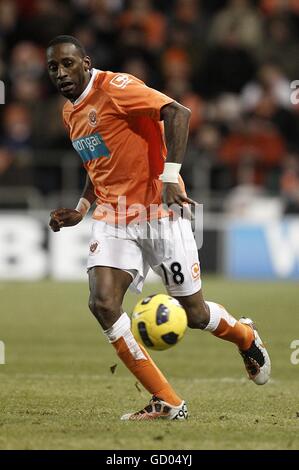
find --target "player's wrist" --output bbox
[159,162,182,183]
[75,197,91,217]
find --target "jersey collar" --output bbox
[73,68,99,106]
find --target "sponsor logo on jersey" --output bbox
[72,132,110,162]
[110,74,132,89]
[88,109,97,127]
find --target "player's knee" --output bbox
[88,294,120,322]
[186,305,209,330]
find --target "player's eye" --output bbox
[48,64,57,72]
[64,60,73,67]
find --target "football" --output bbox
[131,294,188,351]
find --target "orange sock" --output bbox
[112,338,182,406]
[105,313,182,406]
[212,318,254,350]
[205,302,254,350]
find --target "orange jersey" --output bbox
[62,69,183,221]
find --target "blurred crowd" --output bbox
[1,0,299,214]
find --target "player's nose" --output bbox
[57,65,68,80]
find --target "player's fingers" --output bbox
[184,205,194,221]
[49,222,60,232]
[49,217,62,232]
[172,197,195,221]
[178,195,197,205]
[171,196,187,208]
[50,211,58,219]
[50,208,68,219]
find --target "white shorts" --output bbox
[87,217,201,297]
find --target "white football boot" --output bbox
[121,396,188,421]
[239,317,271,385]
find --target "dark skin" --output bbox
[47,42,209,330]
[47,43,91,101]
[49,175,95,232]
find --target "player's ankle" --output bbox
[155,390,182,407]
[238,324,254,351]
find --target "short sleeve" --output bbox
[104,73,174,121]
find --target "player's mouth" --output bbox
[59,81,75,93]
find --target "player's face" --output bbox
[47,43,91,100]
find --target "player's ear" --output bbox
[83,56,91,71]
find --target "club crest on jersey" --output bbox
[89,240,100,254]
[88,109,97,127]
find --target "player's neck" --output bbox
[71,70,92,103]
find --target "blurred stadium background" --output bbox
[1,0,299,280]
[1,0,299,450]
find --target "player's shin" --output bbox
[204,301,254,350]
[103,313,182,406]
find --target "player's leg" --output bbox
[176,291,271,385]
[154,216,271,385]
[176,289,254,350]
[88,265,187,420]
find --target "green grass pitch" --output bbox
[0,277,298,450]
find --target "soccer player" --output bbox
[47,36,271,421]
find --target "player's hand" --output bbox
[162,183,197,220]
[162,183,196,207]
[49,208,83,232]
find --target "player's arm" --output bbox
[49,173,96,232]
[160,101,196,207]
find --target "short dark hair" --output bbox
[47,35,87,57]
